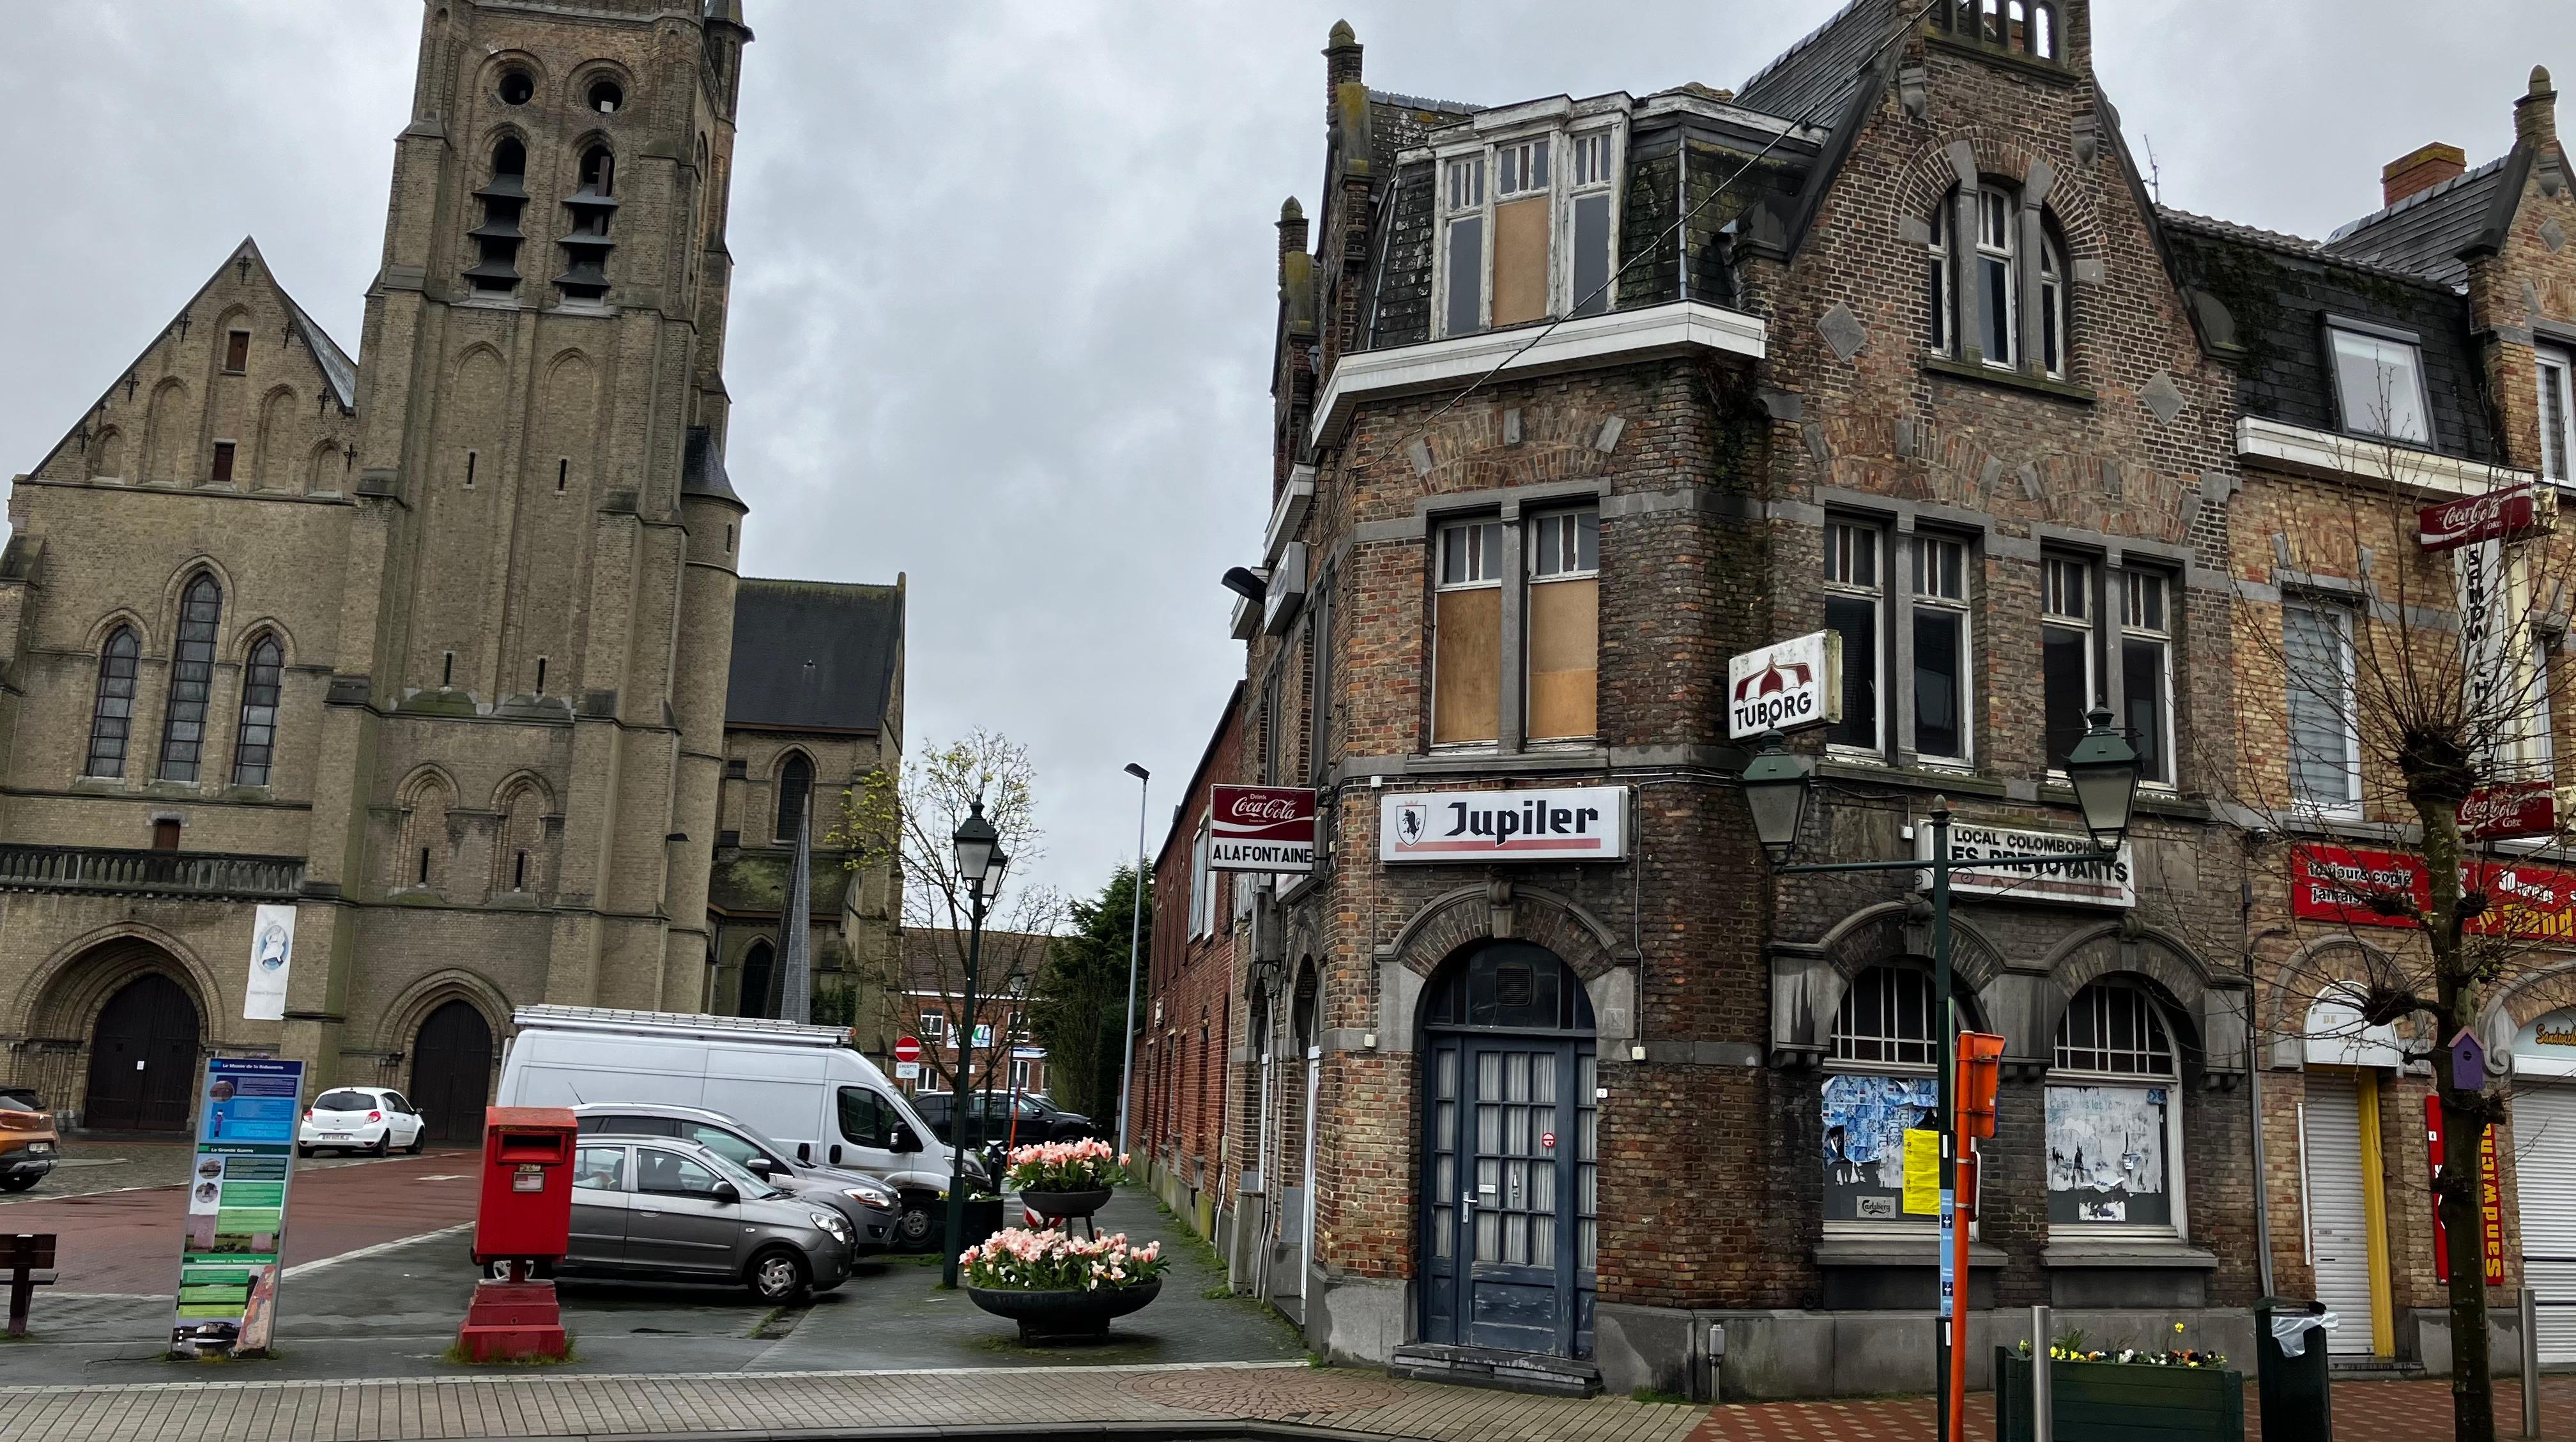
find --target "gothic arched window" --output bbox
[775,753,812,843]
[85,627,141,778]
[1928,185,2070,381]
[157,576,222,781]
[231,633,284,787]
[2048,981,2182,1233]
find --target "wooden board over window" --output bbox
[1434,587,1501,744]
[1491,196,1552,327]
[1528,577,1598,740]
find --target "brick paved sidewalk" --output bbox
[1685,1374,2565,1441]
[0,1361,1707,1442]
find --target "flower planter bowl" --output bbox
[968,1278,1162,1343]
[1993,1349,2243,1442]
[1020,1187,1113,1221]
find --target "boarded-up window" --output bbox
[1527,510,1599,740]
[1491,139,1551,326]
[1433,521,1505,745]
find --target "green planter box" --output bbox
[1993,1348,2244,1442]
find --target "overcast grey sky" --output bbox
[2,2,2570,907]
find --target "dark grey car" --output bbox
[569,1102,899,1253]
[564,1137,854,1303]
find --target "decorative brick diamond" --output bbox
[1818,303,1867,362]
[2543,217,2568,254]
[2142,371,2186,426]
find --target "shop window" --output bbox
[1822,967,1940,1226]
[2048,981,2181,1231]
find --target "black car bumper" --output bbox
[2,1152,52,1180]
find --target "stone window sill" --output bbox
[2041,1239,2218,1269]
[1921,354,2097,404]
[1815,1236,2009,1269]
[1817,757,2009,798]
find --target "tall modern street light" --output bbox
[1116,763,1149,1159]
[1738,706,2142,1442]
[940,800,1007,1290]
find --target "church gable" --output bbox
[20,239,358,498]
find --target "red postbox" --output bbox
[459,1107,575,1363]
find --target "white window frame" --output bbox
[1525,507,1602,746]
[1927,203,1952,357]
[1188,817,1215,939]
[2046,984,2187,1241]
[1823,519,1885,757]
[1430,121,1627,340]
[2540,345,2575,484]
[2285,602,2363,818]
[2039,232,2067,380]
[2120,569,2176,789]
[1976,187,2018,371]
[1907,533,1973,767]
[918,1012,946,1042]
[2041,556,2095,778]
[2326,323,2433,445]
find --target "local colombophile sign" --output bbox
[1728,631,1842,740]
[1208,785,1317,873]
[1380,786,1627,863]
[1915,821,2135,908]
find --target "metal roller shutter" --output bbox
[2303,1077,2377,1355]
[2513,1085,2576,1362]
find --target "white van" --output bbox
[496,1004,981,1250]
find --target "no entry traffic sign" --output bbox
[894,1036,922,1065]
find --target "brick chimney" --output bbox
[2381,142,2467,208]
[1324,20,1361,125]
[1277,196,1308,263]
[2518,65,2559,151]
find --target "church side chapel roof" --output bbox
[725,578,902,735]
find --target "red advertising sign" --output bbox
[2289,844,2576,940]
[2425,1096,2508,1284]
[1208,785,1317,875]
[2419,482,2549,552]
[2461,781,2558,841]
[2288,845,2429,928]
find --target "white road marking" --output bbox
[280,1222,473,1280]
[414,1174,470,1182]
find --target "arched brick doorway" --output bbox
[83,973,201,1132]
[409,1001,493,1144]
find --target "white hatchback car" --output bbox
[297,1087,428,1157]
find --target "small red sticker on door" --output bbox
[1540,1131,1556,1150]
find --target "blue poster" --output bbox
[171,1057,303,1358]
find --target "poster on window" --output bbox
[1821,1074,1940,1222]
[170,1056,303,1359]
[2045,1084,2170,1226]
[241,904,296,1022]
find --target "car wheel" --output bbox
[369,1132,390,1157]
[0,1176,36,1193]
[296,1145,313,1159]
[405,1127,425,1155]
[892,1195,939,1253]
[746,1247,810,1305]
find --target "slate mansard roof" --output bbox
[2322,156,2518,290]
[726,578,903,735]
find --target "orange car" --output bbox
[0,1091,57,1192]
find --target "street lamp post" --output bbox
[1738,707,2141,1442]
[1116,762,1149,1159]
[942,801,1008,1291]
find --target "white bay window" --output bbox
[1435,125,1622,338]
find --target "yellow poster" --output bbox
[1903,1128,1940,1215]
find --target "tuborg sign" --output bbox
[1208,785,1317,874]
[1728,631,1842,740]
[1381,786,1627,863]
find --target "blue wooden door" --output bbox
[1421,1030,1597,1355]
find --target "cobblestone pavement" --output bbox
[1684,1375,2562,1440]
[0,1362,1708,1441]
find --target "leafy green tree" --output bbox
[1030,865,1150,1121]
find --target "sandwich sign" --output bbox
[1208,785,1317,874]
[1728,631,1842,740]
[1380,786,1627,863]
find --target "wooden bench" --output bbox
[5,1233,56,1338]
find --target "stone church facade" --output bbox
[0,0,896,1139]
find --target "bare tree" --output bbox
[2223,408,2576,1441]
[830,729,1066,1094]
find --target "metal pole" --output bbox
[2524,1284,2542,1439]
[2031,1304,2053,1442]
[1116,766,1149,1158]
[942,889,987,1290]
[1933,799,1955,1442]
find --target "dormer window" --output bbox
[557,144,617,303]
[466,137,527,296]
[2327,322,2430,443]
[1434,125,1622,339]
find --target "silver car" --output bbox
[562,1137,854,1303]
[567,1101,900,1253]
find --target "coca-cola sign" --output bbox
[2418,482,2550,552]
[2460,781,2557,841]
[1208,785,1317,875]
